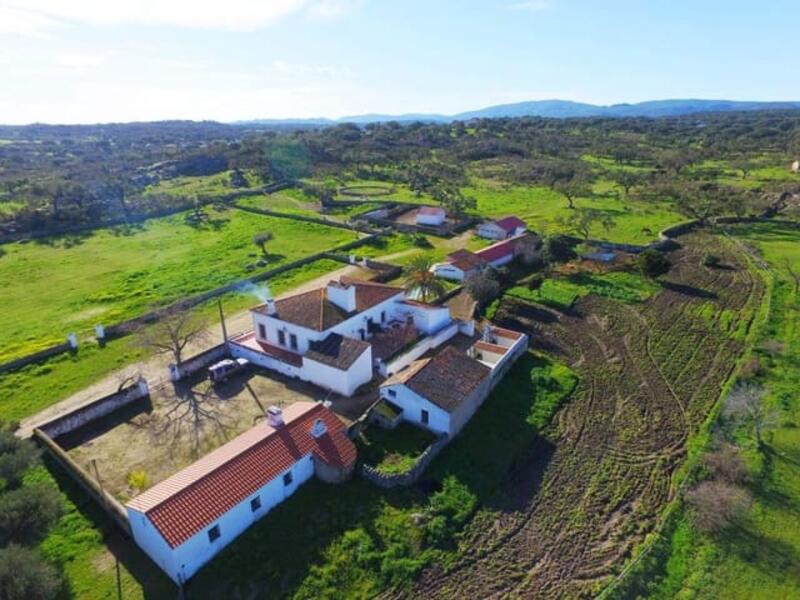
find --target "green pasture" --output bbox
[0,206,358,363]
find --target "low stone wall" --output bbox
[360,434,449,489]
[34,428,132,535]
[38,378,150,439]
[0,340,73,375]
[233,203,376,234]
[169,343,229,382]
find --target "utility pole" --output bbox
[218,299,228,342]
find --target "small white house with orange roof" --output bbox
[126,401,356,584]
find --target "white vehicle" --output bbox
[208,358,249,383]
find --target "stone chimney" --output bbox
[267,406,284,428]
[326,280,357,312]
[311,418,327,438]
[265,297,277,316]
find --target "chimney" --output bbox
[326,280,357,312]
[265,297,277,316]
[267,406,284,428]
[310,418,327,438]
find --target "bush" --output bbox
[0,430,40,490]
[542,234,577,264]
[703,253,722,268]
[0,484,64,546]
[637,249,671,279]
[527,274,544,290]
[127,469,149,492]
[424,477,477,548]
[408,234,432,248]
[464,271,501,307]
[0,544,61,600]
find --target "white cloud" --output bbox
[508,0,552,11]
[0,0,360,34]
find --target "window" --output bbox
[421,409,429,425]
[250,496,262,512]
[387,389,396,398]
[283,471,293,486]
[278,330,286,346]
[381,311,386,323]
[258,324,266,339]
[289,333,298,350]
[208,525,221,543]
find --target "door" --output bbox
[421,409,429,425]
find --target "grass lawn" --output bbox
[632,222,800,599]
[236,189,322,217]
[143,169,263,198]
[58,351,575,599]
[357,422,436,475]
[465,181,684,245]
[507,270,659,310]
[0,206,359,363]
[0,258,347,423]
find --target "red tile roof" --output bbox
[230,331,303,366]
[381,346,490,413]
[126,402,356,549]
[305,333,371,370]
[252,278,403,332]
[475,238,517,263]
[490,326,524,341]
[446,249,487,272]
[473,340,509,355]
[494,216,526,233]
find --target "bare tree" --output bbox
[723,382,781,448]
[139,308,210,366]
[703,443,749,484]
[685,480,752,533]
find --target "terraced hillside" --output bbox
[400,233,764,599]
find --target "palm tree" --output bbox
[403,256,446,302]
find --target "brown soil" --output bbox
[396,232,764,599]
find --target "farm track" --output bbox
[395,233,764,599]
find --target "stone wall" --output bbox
[0,340,73,375]
[169,343,229,382]
[38,378,150,439]
[360,433,449,489]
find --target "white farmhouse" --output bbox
[477,216,527,240]
[415,206,446,226]
[379,326,528,437]
[230,276,468,396]
[431,236,521,281]
[126,402,356,584]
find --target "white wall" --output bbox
[229,342,302,379]
[380,384,451,435]
[486,253,514,268]
[129,455,315,583]
[253,292,405,355]
[303,345,373,396]
[477,223,506,240]
[431,263,466,281]
[398,303,451,335]
[416,212,445,226]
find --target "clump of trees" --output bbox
[0,423,65,600]
[465,271,501,307]
[636,249,671,279]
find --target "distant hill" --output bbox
[236,99,800,126]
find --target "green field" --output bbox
[466,181,684,244]
[0,207,358,363]
[635,222,800,599]
[143,169,263,198]
[0,257,347,423]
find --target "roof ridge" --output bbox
[128,402,322,514]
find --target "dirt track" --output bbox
[397,233,764,599]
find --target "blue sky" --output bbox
[0,0,796,124]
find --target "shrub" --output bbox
[527,274,544,290]
[0,484,64,546]
[703,253,722,268]
[637,249,671,279]
[0,429,40,490]
[685,480,752,533]
[424,477,477,548]
[542,234,576,264]
[464,271,501,307]
[127,469,149,492]
[0,545,61,600]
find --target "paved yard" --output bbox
[64,366,376,503]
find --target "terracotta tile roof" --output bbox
[447,249,487,272]
[229,331,303,366]
[253,279,403,332]
[418,206,445,216]
[305,333,371,371]
[126,402,356,549]
[475,238,517,263]
[489,326,524,341]
[473,340,509,355]
[381,346,490,413]
[494,216,526,233]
